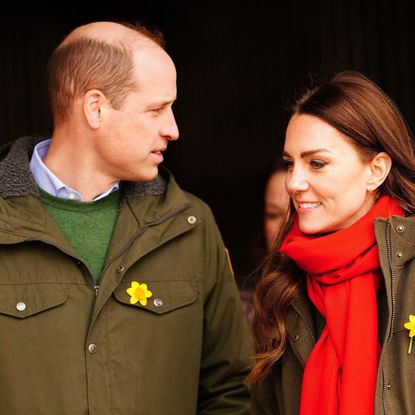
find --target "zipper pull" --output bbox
[94,285,100,296]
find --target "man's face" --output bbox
[95,43,179,182]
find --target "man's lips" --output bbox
[150,148,166,163]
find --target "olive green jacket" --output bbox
[0,137,252,414]
[252,214,415,415]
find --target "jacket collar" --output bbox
[0,136,191,248]
[375,214,415,267]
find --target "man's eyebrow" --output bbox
[150,97,177,106]
[145,101,172,111]
[282,149,332,158]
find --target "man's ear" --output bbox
[367,152,392,192]
[83,90,107,129]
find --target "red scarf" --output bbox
[279,195,404,414]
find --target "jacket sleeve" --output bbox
[197,204,253,415]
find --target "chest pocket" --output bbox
[0,283,68,318]
[113,280,198,314]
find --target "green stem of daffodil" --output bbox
[409,337,414,355]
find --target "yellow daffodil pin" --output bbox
[404,314,415,354]
[126,281,152,306]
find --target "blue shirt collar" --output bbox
[29,139,119,201]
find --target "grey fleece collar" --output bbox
[0,136,167,200]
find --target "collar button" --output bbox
[396,224,405,233]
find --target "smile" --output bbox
[297,202,321,209]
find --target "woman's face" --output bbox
[283,114,377,234]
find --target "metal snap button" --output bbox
[16,302,26,312]
[187,216,197,224]
[88,344,97,354]
[117,265,125,273]
[396,224,405,233]
[153,298,163,307]
[293,334,299,342]
[396,252,403,259]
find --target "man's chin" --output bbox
[128,167,159,183]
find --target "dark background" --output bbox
[1,1,414,284]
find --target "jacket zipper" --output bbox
[98,203,191,285]
[98,226,148,286]
[292,301,317,345]
[302,317,317,345]
[381,221,395,415]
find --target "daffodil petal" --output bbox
[145,290,153,298]
[131,281,139,289]
[126,288,134,296]
[130,296,139,305]
[139,298,148,306]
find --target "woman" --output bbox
[249,70,415,415]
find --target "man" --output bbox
[0,21,251,414]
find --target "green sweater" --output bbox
[40,188,120,283]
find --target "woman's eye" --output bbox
[310,159,327,169]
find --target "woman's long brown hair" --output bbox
[248,70,415,382]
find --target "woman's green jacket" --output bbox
[253,214,415,415]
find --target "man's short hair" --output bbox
[47,22,165,123]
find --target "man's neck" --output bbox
[44,134,119,201]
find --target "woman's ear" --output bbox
[367,152,392,192]
[83,89,106,129]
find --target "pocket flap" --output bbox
[114,280,197,314]
[0,283,68,318]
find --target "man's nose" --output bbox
[161,108,179,141]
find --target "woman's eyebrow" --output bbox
[282,149,332,158]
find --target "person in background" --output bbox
[240,163,290,325]
[263,165,290,251]
[0,21,252,414]
[250,70,415,414]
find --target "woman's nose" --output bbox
[285,169,310,194]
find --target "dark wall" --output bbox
[1,1,414,281]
